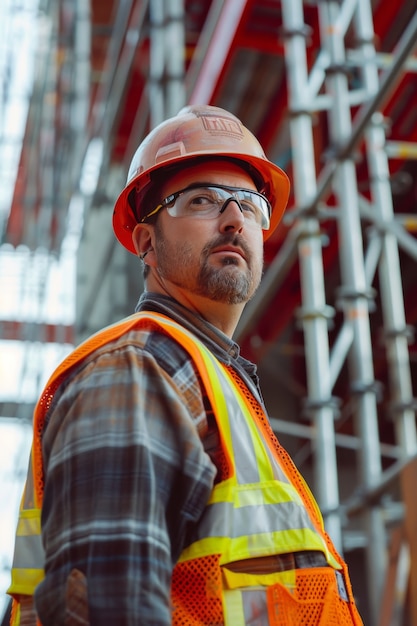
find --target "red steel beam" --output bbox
[188,0,253,105]
[1,320,74,345]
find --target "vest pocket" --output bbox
[222,569,296,626]
[266,567,356,625]
[221,566,357,626]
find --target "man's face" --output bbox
[150,161,265,305]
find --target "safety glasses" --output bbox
[141,183,271,229]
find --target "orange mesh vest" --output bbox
[8,312,363,626]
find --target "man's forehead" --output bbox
[160,159,256,193]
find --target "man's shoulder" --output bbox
[79,312,194,377]
[42,314,196,416]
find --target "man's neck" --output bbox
[143,278,245,338]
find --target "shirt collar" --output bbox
[135,292,260,392]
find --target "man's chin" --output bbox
[197,268,253,304]
[207,254,243,270]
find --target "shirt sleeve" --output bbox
[34,334,217,625]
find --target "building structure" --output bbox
[1,1,417,623]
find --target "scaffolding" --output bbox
[277,0,417,622]
[2,0,417,624]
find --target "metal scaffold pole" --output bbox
[149,0,185,128]
[316,3,385,620]
[280,0,417,622]
[354,0,417,458]
[281,0,342,553]
[366,115,417,456]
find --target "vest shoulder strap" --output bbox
[31,312,224,506]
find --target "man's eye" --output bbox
[191,195,210,204]
[189,194,216,207]
[241,201,257,214]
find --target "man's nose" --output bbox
[218,197,245,231]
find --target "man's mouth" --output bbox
[210,245,246,262]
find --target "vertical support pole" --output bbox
[149,0,185,127]
[355,0,417,460]
[149,0,166,127]
[37,0,59,249]
[71,0,90,193]
[281,0,342,551]
[317,1,385,621]
[164,0,185,118]
[367,117,417,454]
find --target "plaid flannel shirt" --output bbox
[34,293,264,625]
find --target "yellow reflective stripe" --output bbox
[203,349,279,484]
[233,480,303,507]
[193,494,316,543]
[219,364,280,483]
[178,528,340,568]
[8,568,45,596]
[16,509,41,536]
[223,589,246,626]
[8,507,45,596]
[207,478,236,504]
[222,567,296,590]
[195,344,235,450]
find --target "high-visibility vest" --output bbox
[8,312,363,625]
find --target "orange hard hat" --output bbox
[113,104,290,254]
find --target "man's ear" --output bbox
[132,223,155,262]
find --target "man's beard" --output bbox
[197,251,254,304]
[154,227,262,304]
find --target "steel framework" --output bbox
[2,1,417,624]
[277,0,417,622]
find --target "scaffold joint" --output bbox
[350,379,384,401]
[302,395,342,419]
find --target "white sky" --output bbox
[0,0,39,229]
[0,1,82,618]
[0,252,77,616]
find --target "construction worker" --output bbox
[8,105,363,625]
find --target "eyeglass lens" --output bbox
[164,186,270,229]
